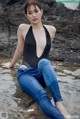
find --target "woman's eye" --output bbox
[28,12,32,15]
[35,10,38,13]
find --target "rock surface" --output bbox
[0,0,80,65]
[0,57,80,119]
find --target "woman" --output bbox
[1,0,71,119]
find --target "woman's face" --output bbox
[25,5,43,25]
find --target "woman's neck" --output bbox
[31,22,43,30]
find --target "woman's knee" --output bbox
[38,58,51,69]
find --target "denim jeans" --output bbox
[17,58,64,119]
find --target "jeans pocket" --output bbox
[17,66,29,78]
[17,66,37,79]
[18,67,28,72]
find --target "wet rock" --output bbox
[71,69,80,77]
[0,57,80,118]
[63,69,72,75]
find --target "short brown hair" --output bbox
[24,0,42,14]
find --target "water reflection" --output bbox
[56,0,80,10]
[63,3,79,10]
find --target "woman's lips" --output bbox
[33,18,38,21]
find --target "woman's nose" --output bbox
[32,13,36,17]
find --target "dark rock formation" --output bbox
[0,0,80,65]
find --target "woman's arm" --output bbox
[50,25,56,43]
[1,24,24,68]
[44,25,56,43]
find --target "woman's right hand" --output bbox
[1,62,13,68]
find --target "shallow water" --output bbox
[0,57,80,119]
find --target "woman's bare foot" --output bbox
[56,101,72,119]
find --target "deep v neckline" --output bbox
[31,26,47,59]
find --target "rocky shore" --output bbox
[0,0,80,65]
[0,57,80,119]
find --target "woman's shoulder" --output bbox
[44,24,56,33]
[17,23,31,39]
[44,24,56,42]
[18,23,30,31]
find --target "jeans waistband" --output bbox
[22,61,30,67]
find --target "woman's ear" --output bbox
[25,13,29,21]
[25,14,30,23]
[41,9,43,16]
[25,14,27,19]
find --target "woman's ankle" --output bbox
[55,101,71,119]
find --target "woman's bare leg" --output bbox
[56,101,72,119]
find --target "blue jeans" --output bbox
[17,59,64,119]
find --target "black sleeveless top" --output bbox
[22,25,51,68]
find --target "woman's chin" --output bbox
[32,20,40,25]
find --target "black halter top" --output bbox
[22,25,51,68]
